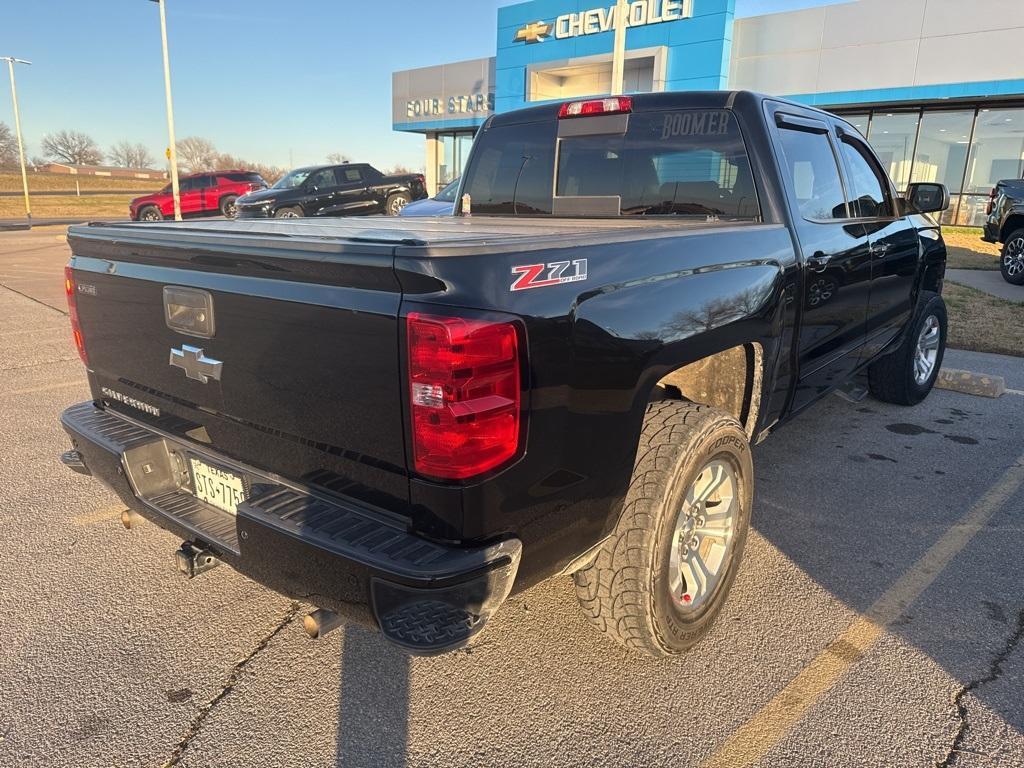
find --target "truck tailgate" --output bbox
[67,223,411,522]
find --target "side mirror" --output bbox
[905,182,950,215]
[307,184,319,193]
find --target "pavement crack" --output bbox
[935,608,1024,768]
[161,601,300,767]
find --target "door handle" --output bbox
[870,242,890,258]
[806,253,829,273]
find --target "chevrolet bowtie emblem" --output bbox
[169,344,223,384]
[514,20,552,43]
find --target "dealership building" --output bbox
[392,0,1024,225]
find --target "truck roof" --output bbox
[486,90,832,128]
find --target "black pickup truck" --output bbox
[235,162,427,219]
[982,178,1024,285]
[59,92,950,657]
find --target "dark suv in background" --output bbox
[235,163,427,218]
[129,171,266,221]
[982,178,1024,285]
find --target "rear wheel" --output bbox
[573,401,753,657]
[138,206,162,222]
[273,206,302,219]
[1000,229,1024,285]
[386,192,411,216]
[220,195,238,219]
[868,291,947,405]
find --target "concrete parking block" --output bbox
[936,367,1007,398]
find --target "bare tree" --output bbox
[0,122,19,168]
[326,152,350,164]
[385,164,418,176]
[41,130,104,165]
[176,136,218,173]
[108,140,155,169]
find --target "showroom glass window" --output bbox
[911,111,973,225]
[435,131,477,192]
[844,114,869,137]
[868,112,920,191]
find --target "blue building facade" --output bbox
[493,0,734,113]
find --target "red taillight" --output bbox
[406,312,522,480]
[558,96,633,119]
[986,187,998,216]
[64,266,88,365]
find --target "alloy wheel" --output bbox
[1005,237,1024,278]
[668,459,739,612]
[914,314,941,385]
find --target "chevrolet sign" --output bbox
[514,0,692,43]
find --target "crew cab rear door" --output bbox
[319,165,378,215]
[767,105,873,411]
[832,127,921,360]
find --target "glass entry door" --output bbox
[435,130,476,194]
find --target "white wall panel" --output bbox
[817,40,921,93]
[731,51,822,94]
[731,8,825,57]
[729,0,1024,97]
[821,0,925,49]
[922,0,1024,38]
[917,28,1024,86]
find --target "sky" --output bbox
[0,0,847,173]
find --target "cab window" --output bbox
[839,137,894,219]
[307,168,339,189]
[776,126,848,221]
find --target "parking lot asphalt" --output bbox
[1,227,1023,767]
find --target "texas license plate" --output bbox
[190,457,246,515]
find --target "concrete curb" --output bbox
[936,367,1006,398]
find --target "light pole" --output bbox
[150,0,181,220]
[610,0,628,96]
[2,56,32,223]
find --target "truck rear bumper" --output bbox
[59,402,521,654]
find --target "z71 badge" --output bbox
[510,259,588,292]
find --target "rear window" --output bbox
[461,109,759,219]
[223,172,266,184]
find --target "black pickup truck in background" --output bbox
[982,178,1024,284]
[59,91,950,657]
[235,162,427,218]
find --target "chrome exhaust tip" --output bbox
[303,608,344,639]
[120,509,145,530]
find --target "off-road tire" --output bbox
[867,291,947,406]
[573,401,753,657]
[220,195,238,219]
[1000,228,1024,285]
[138,205,162,222]
[273,206,302,219]
[386,192,411,216]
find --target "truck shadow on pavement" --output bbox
[335,623,411,768]
[324,389,1024,766]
